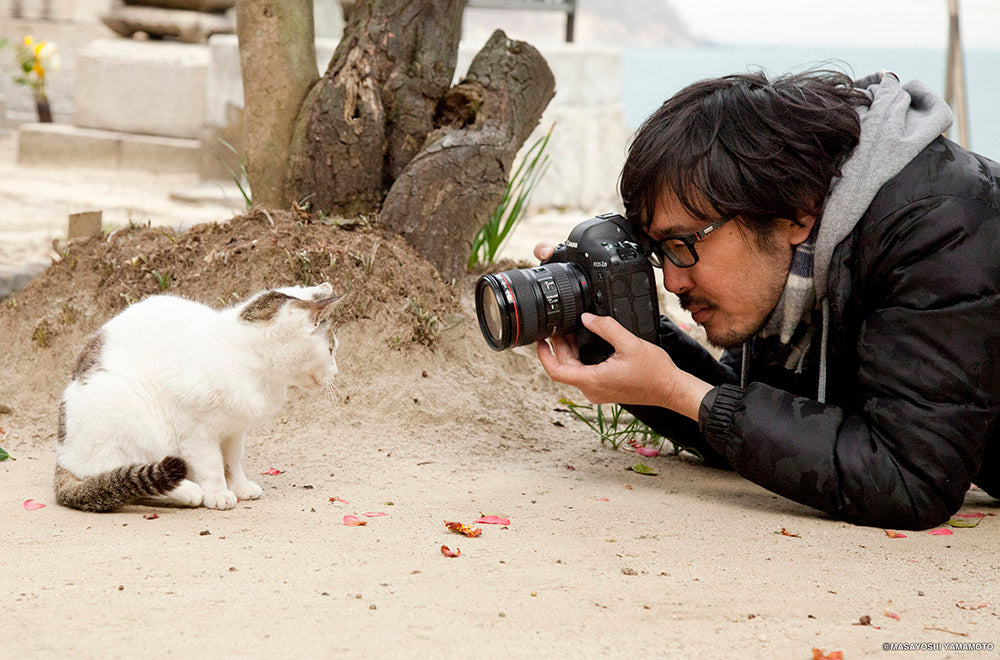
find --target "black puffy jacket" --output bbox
[628,137,1000,530]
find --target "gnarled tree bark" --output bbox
[286,0,467,217]
[380,30,555,282]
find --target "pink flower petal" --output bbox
[954,512,987,518]
[361,512,387,517]
[343,515,367,527]
[474,515,511,525]
[928,528,953,535]
[634,446,659,457]
[596,497,610,502]
[260,468,283,475]
[329,497,350,505]
[23,499,45,511]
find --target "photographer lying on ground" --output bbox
[535,69,1000,530]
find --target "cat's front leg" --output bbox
[223,434,263,501]
[184,439,238,510]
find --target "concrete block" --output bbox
[120,132,203,173]
[518,103,627,213]
[74,38,209,139]
[17,122,119,168]
[17,122,202,174]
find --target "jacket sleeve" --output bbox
[700,195,1000,529]
[624,317,738,467]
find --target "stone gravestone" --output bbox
[101,0,236,43]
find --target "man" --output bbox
[535,69,1000,529]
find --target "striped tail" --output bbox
[54,456,188,512]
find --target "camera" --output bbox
[475,212,660,364]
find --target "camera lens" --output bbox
[475,263,588,351]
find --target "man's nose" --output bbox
[660,262,694,295]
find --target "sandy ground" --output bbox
[1,128,998,659]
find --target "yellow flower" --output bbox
[23,35,34,47]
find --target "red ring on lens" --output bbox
[497,272,520,347]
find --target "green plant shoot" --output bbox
[468,124,553,268]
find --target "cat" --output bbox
[54,283,342,512]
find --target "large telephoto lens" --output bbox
[475,263,589,351]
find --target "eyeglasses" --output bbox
[647,217,733,268]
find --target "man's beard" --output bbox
[679,293,769,350]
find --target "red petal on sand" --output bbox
[329,497,350,504]
[445,521,482,537]
[883,530,907,538]
[474,515,511,525]
[361,512,387,517]
[23,499,45,511]
[928,528,953,535]
[953,512,988,518]
[343,515,367,527]
[143,513,160,520]
[634,446,659,457]
[812,649,843,660]
[595,497,610,502]
[441,545,461,558]
[884,609,900,620]
[260,468,283,475]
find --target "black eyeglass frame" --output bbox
[647,216,734,268]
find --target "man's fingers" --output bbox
[550,335,578,364]
[580,313,636,350]
[537,339,582,384]
[533,242,554,262]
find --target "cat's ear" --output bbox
[306,293,345,325]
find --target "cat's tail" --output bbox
[54,456,188,512]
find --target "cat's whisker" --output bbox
[322,373,342,395]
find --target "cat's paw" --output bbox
[168,479,204,507]
[202,489,239,510]
[231,480,263,501]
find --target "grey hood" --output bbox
[813,71,955,299]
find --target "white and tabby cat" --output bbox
[54,283,342,512]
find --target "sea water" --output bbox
[623,44,1000,161]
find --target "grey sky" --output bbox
[670,0,1000,50]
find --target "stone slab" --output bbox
[68,210,103,239]
[17,123,202,174]
[74,38,209,139]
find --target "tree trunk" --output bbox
[380,30,555,282]
[285,0,466,217]
[235,0,318,208]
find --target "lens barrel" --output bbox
[475,263,588,351]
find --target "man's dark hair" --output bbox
[621,69,871,236]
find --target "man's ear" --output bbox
[788,213,817,246]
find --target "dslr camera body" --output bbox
[475,212,660,364]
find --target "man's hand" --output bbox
[536,312,714,421]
